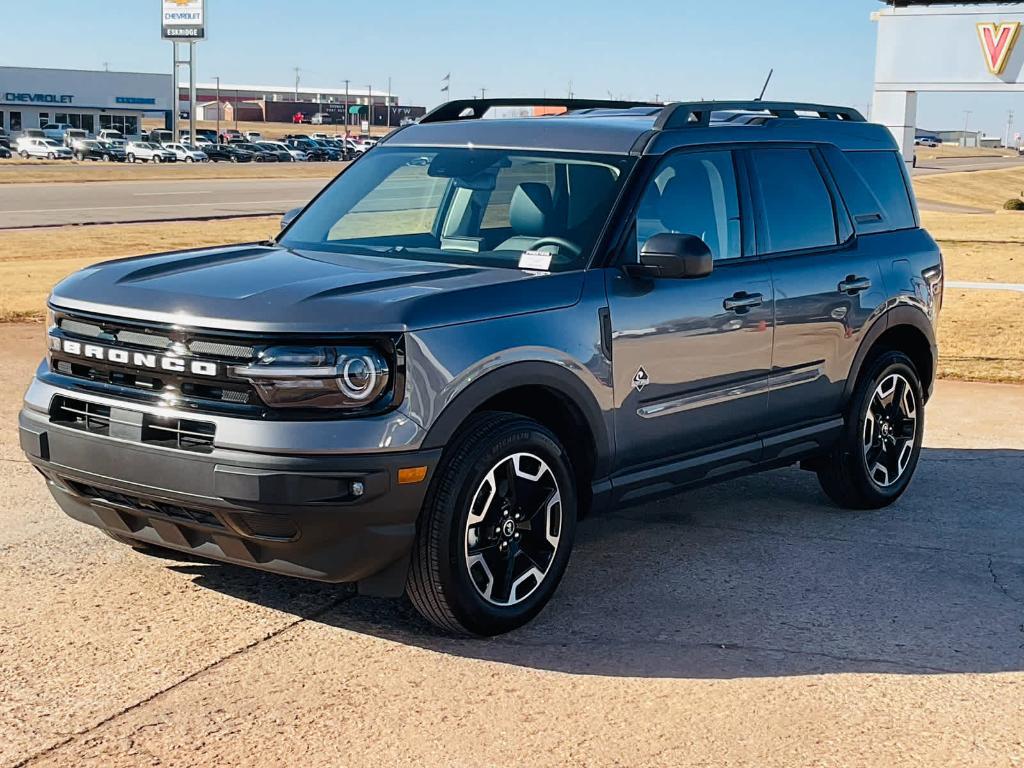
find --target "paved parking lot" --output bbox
[1,321,1022,767]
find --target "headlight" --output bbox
[230,345,391,410]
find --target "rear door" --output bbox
[747,146,887,433]
[607,149,774,476]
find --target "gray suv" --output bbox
[20,99,942,635]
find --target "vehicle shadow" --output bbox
[170,447,1024,679]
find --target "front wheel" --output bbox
[127,153,136,163]
[185,156,194,163]
[47,152,55,160]
[816,351,924,510]
[407,412,577,636]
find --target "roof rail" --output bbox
[654,101,867,131]
[420,98,663,124]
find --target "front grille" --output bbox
[51,396,216,453]
[66,479,225,529]
[48,311,260,415]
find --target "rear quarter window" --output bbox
[845,151,916,231]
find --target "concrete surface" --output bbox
[0,154,1021,228]
[1,321,1022,767]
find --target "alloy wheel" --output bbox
[464,452,562,607]
[862,373,918,487]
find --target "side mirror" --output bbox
[624,233,714,280]
[280,207,302,230]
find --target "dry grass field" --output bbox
[913,166,1024,210]
[0,217,278,322]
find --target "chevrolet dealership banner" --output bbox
[161,0,205,41]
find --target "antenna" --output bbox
[756,68,774,102]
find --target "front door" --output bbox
[607,149,773,479]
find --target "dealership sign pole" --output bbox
[161,0,205,146]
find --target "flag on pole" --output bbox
[441,73,451,93]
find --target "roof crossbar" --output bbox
[420,98,663,124]
[654,101,867,130]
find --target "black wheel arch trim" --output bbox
[420,361,613,479]
[845,305,937,403]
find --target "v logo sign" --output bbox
[978,22,1022,76]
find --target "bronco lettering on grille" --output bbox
[51,338,219,377]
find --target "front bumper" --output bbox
[19,404,440,596]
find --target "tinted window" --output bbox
[751,148,837,253]
[846,151,915,231]
[636,150,742,260]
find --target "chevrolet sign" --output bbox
[4,93,73,104]
[51,337,219,377]
[162,0,205,41]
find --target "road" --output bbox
[0,177,331,228]
[912,154,1024,176]
[1,322,1022,767]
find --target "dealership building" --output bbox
[0,66,173,137]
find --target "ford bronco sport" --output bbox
[20,99,942,635]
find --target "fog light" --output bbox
[351,481,365,497]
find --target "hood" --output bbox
[50,243,585,334]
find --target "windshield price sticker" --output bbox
[519,250,553,271]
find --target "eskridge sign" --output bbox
[161,0,205,40]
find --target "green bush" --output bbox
[1003,198,1024,210]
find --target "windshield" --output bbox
[280,146,633,272]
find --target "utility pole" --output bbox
[962,110,973,147]
[368,84,373,135]
[102,61,110,72]
[480,87,487,100]
[1006,109,1015,149]
[215,76,221,144]
[343,79,350,137]
[294,67,301,102]
[387,76,392,130]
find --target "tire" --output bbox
[407,412,577,636]
[127,153,136,163]
[153,155,161,164]
[185,156,194,163]
[816,351,925,510]
[20,150,29,159]
[231,156,238,163]
[47,152,55,160]
[101,154,110,162]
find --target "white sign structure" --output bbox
[161,0,205,41]
[873,2,1024,163]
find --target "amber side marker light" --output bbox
[398,466,428,485]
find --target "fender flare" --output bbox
[844,305,937,402]
[420,360,613,478]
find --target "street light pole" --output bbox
[368,84,373,136]
[387,77,392,130]
[344,79,350,137]
[215,75,221,144]
[962,110,973,148]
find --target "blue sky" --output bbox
[2,0,1021,135]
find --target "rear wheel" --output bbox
[816,351,924,510]
[46,152,55,160]
[127,153,136,163]
[408,412,577,635]
[185,156,194,163]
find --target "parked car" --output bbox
[19,97,943,636]
[22,128,46,140]
[219,128,244,144]
[17,137,73,160]
[245,131,264,142]
[41,122,73,141]
[285,137,330,161]
[310,139,343,161]
[73,140,126,162]
[186,134,215,147]
[260,140,307,161]
[97,129,125,144]
[162,143,208,163]
[319,138,352,160]
[125,141,176,163]
[229,141,279,162]
[353,138,378,154]
[63,129,90,150]
[914,137,939,148]
[146,129,174,145]
[0,127,11,150]
[201,143,254,163]
[0,145,11,159]
[255,142,294,162]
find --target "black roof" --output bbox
[383,99,896,156]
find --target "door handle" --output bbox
[723,292,764,312]
[838,276,872,295]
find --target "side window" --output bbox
[636,151,741,260]
[751,148,837,253]
[845,151,915,231]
